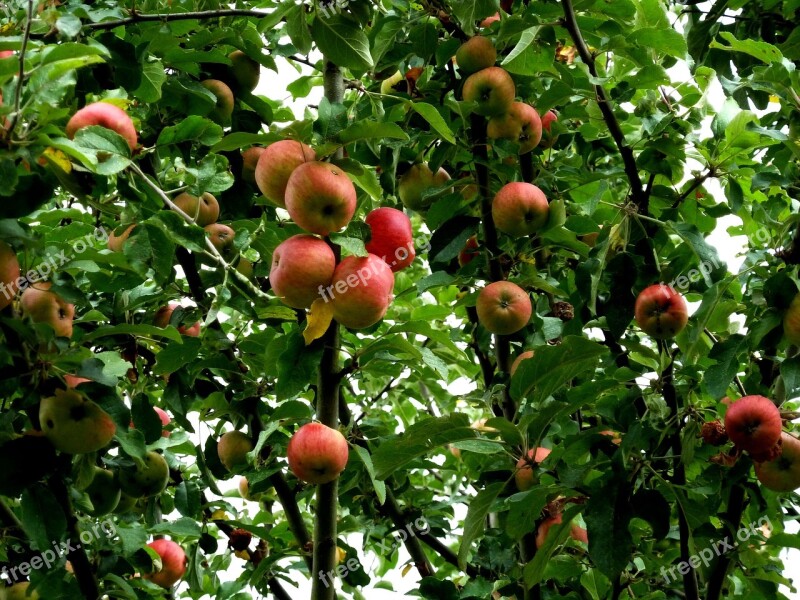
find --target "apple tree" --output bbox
[1,0,800,599]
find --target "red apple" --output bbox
[66,102,138,151]
[365,207,415,272]
[285,161,357,236]
[724,395,782,455]
[204,223,236,261]
[108,224,137,252]
[540,110,559,148]
[492,182,549,237]
[200,79,234,124]
[269,234,336,309]
[458,235,480,267]
[487,102,542,154]
[287,422,349,484]
[515,447,551,491]
[21,282,75,338]
[228,50,260,93]
[535,512,588,548]
[510,350,534,376]
[217,431,254,472]
[173,192,219,226]
[398,163,452,211]
[143,539,187,589]
[455,36,497,74]
[64,374,91,388]
[130,407,171,438]
[476,281,532,335]
[0,50,13,59]
[480,12,501,28]
[755,432,800,492]
[462,66,515,117]
[328,254,395,329]
[0,240,20,311]
[241,146,264,184]
[154,303,201,337]
[254,140,316,206]
[634,284,688,339]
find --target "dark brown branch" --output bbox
[83,9,272,31]
[559,0,646,213]
[671,167,715,209]
[378,490,434,577]
[706,484,745,600]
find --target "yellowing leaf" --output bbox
[303,298,334,345]
[401,563,413,576]
[336,546,347,564]
[234,549,250,560]
[210,509,228,520]
[41,146,72,174]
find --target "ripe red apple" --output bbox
[540,110,559,148]
[0,50,14,59]
[515,447,551,491]
[21,282,76,338]
[455,36,497,74]
[365,207,415,272]
[480,12,501,28]
[535,512,588,548]
[510,350,534,376]
[108,224,137,252]
[218,431,254,472]
[200,79,234,123]
[173,192,219,226]
[755,432,800,492]
[117,450,169,497]
[462,66,515,117]
[66,102,138,151]
[204,223,237,261]
[130,406,171,438]
[329,254,395,329]
[269,234,336,309]
[287,422,349,484]
[492,182,549,237]
[487,102,542,154]
[144,539,187,589]
[241,146,264,184]
[228,50,260,93]
[476,281,532,335]
[398,163,452,211]
[724,395,782,455]
[458,235,480,267]
[284,161,357,236]
[39,389,116,454]
[154,303,201,337]
[254,140,316,206]
[64,374,91,388]
[0,240,20,311]
[634,284,689,339]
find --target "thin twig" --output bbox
[83,9,273,31]
[6,0,34,136]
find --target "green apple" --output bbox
[83,467,121,516]
[200,79,234,124]
[0,239,20,311]
[398,163,452,211]
[39,389,116,454]
[462,66,515,117]
[218,431,254,472]
[117,450,170,498]
[228,50,260,93]
[455,36,497,74]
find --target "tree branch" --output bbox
[5,0,34,137]
[706,483,745,600]
[559,0,646,213]
[82,9,273,31]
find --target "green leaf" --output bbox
[410,103,456,144]
[310,15,373,71]
[449,0,498,36]
[458,482,504,569]
[338,120,409,144]
[710,31,784,64]
[286,4,312,55]
[157,116,223,147]
[134,59,166,103]
[154,338,203,375]
[629,27,687,58]
[585,471,633,579]
[353,445,386,504]
[20,485,67,551]
[523,504,584,586]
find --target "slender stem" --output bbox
[0,497,23,532]
[379,490,433,577]
[559,0,646,213]
[6,0,33,136]
[83,8,273,31]
[311,58,344,600]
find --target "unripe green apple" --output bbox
[0,582,40,600]
[228,50,260,93]
[117,450,170,498]
[0,239,20,311]
[66,101,138,151]
[398,163,452,211]
[380,70,404,95]
[21,282,75,338]
[455,36,497,74]
[218,431,254,472]
[39,389,116,454]
[462,66,515,117]
[173,192,219,226]
[84,467,122,516]
[200,79,234,124]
